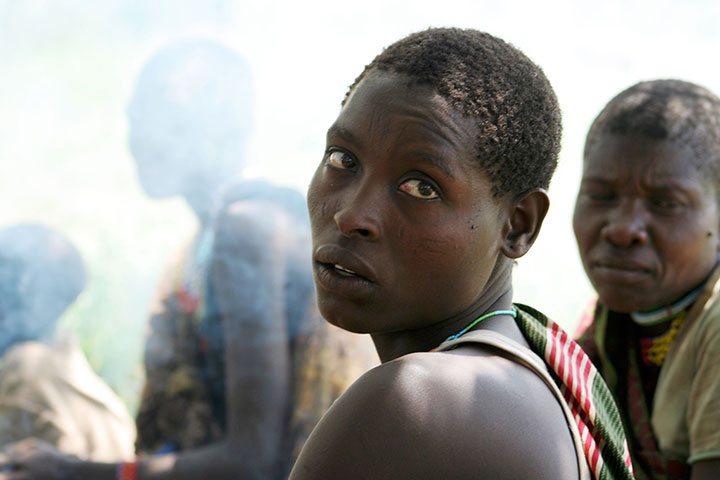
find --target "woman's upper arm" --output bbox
[687,311,720,466]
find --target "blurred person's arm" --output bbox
[139,200,294,478]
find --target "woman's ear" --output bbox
[500,189,550,259]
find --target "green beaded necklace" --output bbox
[430,308,517,351]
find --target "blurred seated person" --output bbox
[0,223,136,462]
[573,79,720,479]
[0,39,377,480]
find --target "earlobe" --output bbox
[500,189,550,259]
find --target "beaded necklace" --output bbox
[430,308,517,352]
[632,285,702,367]
[630,283,702,326]
[638,312,685,367]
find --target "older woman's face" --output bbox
[573,133,720,312]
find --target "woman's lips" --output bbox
[333,263,360,277]
[313,244,378,299]
[314,261,376,299]
[314,244,376,282]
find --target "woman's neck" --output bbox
[371,261,516,363]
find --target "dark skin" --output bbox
[574,133,720,313]
[573,133,720,479]
[290,71,581,479]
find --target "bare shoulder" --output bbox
[290,349,581,479]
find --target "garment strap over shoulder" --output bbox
[436,330,592,480]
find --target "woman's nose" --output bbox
[601,199,649,247]
[333,185,382,240]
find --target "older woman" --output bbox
[574,79,720,480]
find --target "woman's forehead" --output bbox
[585,134,699,172]
[342,72,458,124]
[335,72,478,156]
[583,133,719,196]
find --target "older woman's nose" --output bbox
[600,199,649,247]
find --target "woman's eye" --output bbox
[584,191,615,203]
[326,151,356,170]
[399,179,439,199]
[650,197,680,210]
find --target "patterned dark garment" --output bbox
[577,308,689,480]
[515,304,635,480]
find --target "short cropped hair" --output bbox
[585,79,720,183]
[345,27,562,199]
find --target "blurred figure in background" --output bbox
[128,40,376,475]
[128,37,258,455]
[0,39,376,479]
[0,223,136,461]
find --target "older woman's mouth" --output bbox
[590,259,654,283]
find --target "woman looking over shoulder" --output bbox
[290,28,634,480]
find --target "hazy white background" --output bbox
[1,0,719,409]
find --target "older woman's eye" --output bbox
[583,189,616,203]
[649,197,681,210]
[326,151,357,170]
[399,179,439,199]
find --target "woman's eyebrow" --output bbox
[580,176,611,184]
[414,151,456,179]
[326,124,357,144]
[644,180,699,196]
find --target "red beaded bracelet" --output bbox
[116,460,139,480]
